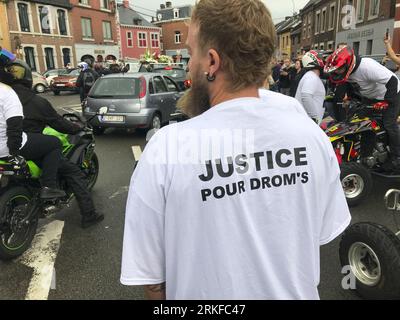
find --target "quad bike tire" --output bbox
[339,222,400,300]
[0,187,38,260]
[340,162,373,207]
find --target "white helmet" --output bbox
[77,61,89,71]
[302,50,325,70]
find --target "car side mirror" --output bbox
[122,64,130,73]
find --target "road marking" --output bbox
[109,186,130,199]
[132,146,142,163]
[18,220,65,300]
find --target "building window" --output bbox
[101,0,110,10]
[173,8,180,19]
[138,32,147,48]
[308,26,311,38]
[151,33,159,48]
[353,41,360,55]
[58,10,68,36]
[328,3,335,30]
[175,31,181,44]
[62,48,71,67]
[79,0,89,5]
[133,18,142,26]
[357,0,365,22]
[18,3,30,32]
[315,11,320,34]
[24,47,36,71]
[302,27,306,40]
[321,8,326,33]
[39,6,51,34]
[127,31,133,47]
[320,43,324,50]
[102,21,112,40]
[369,0,379,19]
[308,13,312,25]
[44,47,55,70]
[366,39,373,55]
[81,18,93,39]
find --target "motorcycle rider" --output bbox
[0,48,66,199]
[294,50,326,124]
[325,46,400,171]
[6,59,104,228]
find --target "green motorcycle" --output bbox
[0,112,101,260]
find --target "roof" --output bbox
[276,16,301,34]
[101,72,163,79]
[30,0,72,9]
[118,4,159,28]
[300,0,318,13]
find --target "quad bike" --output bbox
[325,99,396,207]
[0,108,107,260]
[339,189,400,300]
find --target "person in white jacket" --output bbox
[295,51,326,124]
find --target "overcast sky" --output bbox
[124,0,310,22]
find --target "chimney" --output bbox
[166,1,172,8]
[123,0,130,8]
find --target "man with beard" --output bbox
[121,0,350,300]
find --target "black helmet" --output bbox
[6,59,33,89]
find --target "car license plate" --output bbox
[102,115,125,123]
[56,84,65,87]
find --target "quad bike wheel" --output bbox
[339,222,400,300]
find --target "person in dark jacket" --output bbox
[8,59,104,229]
[289,59,304,97]
[76,61,99,103]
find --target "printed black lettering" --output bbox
[199,160,214,182]
[213,186,226,199]
[261,176,271,188]
[266,151,274,169]
[235,154,249,174]
[238,181,245,193]
[201,189,212,201]
[216,158,234,178]
[294,147,308,166]
[226,183,237,196]
[250,178,261,190]
[250,152,264,171]
[272,175,283,187]
[283,173,296,185]
[301,172,309,183]
[276,149,293,168]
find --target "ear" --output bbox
[207,49,221,77]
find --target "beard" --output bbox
[177,68,211,118]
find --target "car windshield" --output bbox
[89,78,141,98]
[67,69,80,76]
[153,68,186,79]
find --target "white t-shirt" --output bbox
[121,91,351,300]
[349,58,400,100]
[295,71,326,124]
[0,83,27,158]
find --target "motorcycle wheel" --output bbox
[339,222,400,300]
[0,187,38,261]
[340,163,373,207]
[85,152,99,191]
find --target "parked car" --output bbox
[43,68,68,85]
[82,73,183,135]
[32,71,49,93]
[50,68,80,95]
[151,66,189,91]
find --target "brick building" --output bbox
[154,1,192,63]
[118,0,161,60]
[6,0,75,72]
[276,16,296,59]
[69,0,119,65]
[0,0,11,51]
[312,0,339,52]
[336,0,396,56]
[300,0,317,52]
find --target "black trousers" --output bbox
[383,94,400,158]
[58,158,96,217]
[20,133,62,189]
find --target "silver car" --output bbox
[82,73,184,135]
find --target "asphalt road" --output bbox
[0,91,399,300]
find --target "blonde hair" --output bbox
[191,0,276,91]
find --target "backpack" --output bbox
[83,70,96,91]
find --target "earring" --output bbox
[205,72,216,82]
